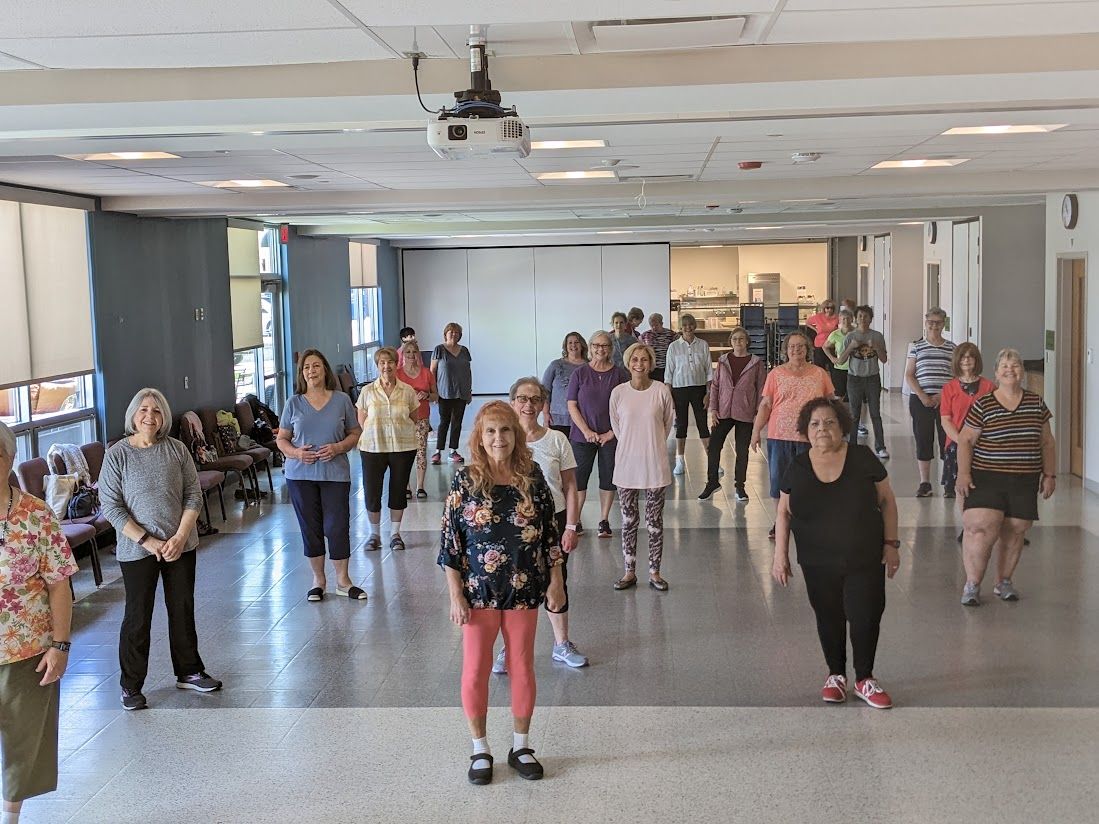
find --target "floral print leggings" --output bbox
[414,418,431,471]
[619,487,667,574]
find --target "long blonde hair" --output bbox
[466,401,535,506]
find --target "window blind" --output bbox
[228,227,263,351]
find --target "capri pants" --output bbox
[461,609,539,719]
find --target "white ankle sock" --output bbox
[513,732,536,764]
[471,737,491,769]
[368,524,380,538]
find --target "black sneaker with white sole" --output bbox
[176,672,223,692]
[734,486,749,503]
[121,689,147,710]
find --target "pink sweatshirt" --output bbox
[609,381,675,490]
[709,354,767,422]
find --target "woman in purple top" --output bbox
[566,330,628,539]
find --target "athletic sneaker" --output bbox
[768,524,776,541]
[734,485,749,503]
[449,451,465,463]
[120,689,147,711]
[993,579,1020,601]
[492,648,507,674]
[552,641,589,668]
[430,452,441,465]
[944,488,956,499]
[961,582,981,606]
[176,671,223,692]
[854,678,893,709]
[875,447,890,459]
[820,674,847,703]
[698,481,721,500]
[858,425,868,437]
[916,482,933,497]
[673,457,685,476]
[575,521,584,535]
[597,520,612,538]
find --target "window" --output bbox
[351,287,381,382]
[2,373,97,459]
[234,348,263,403]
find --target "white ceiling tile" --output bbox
[0,29,388,69]
[369,26,455,58]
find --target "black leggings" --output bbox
[672,385,710,439]
[707,418,752,486]
[436,398,468,451]
[360,450,416,512]
[801,564,886,682]
[909,393,947,461]
[119,550,204,693]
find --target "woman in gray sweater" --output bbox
[99,388,221,711]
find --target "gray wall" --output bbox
[980,204,1045,361]
[376,239,402,345]
[284,230,353,382]
[88,212,234,440]
[831,236,859,303]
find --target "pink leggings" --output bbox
[461,608,539,719]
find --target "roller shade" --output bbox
[350,242,377,288]
[0,200,92,387]
[228,227,263,350]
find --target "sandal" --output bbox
[405,487,413,498]
[468,753,493,785]
[335,585,368,601]
[416,488,428,499]
[507,748,543,781]
[613,575,637,591]
[391,534,406,551]
[364,535,382,552]
[306,587,324,602]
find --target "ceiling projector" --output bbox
[424,25,531,160]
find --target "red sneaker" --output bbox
[820,674,847,703]
[854,677,893,709]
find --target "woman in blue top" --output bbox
[276,349,363,603]
[541,331,588,436]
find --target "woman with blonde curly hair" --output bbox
[439,401,565,785]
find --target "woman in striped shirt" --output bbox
[955,348,1056,606]
[904,307,956,497]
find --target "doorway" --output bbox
[1057,256,1086,477]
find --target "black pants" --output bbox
[812,347,831,370]
[707,418,752,486]
[436,398,468,451]
[830,367,848,400]
[801,564,885,682]
[119,550,204,692]
[909,393,947,461]
[672,385,710,439]
[847,374,884,450]
[571,439,617,492]
[360,449,416,512]
[286,479,351,560]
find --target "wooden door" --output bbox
[1070,259,1085,477]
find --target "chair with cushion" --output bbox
[197,407,270,500]
[80,442,106,482]
[197,468,226,523]
[235,401,279,479]
[10,468,102,588]
[179,412,257,506]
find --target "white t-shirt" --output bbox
[528,429,576,514]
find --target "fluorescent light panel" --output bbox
[872,158,969,169]
[73,151,180,161]
[942,124,1067,135]
[535,170,617,180]
[198,179,289,188]
[531,139,608,150]
[597,230,632,235]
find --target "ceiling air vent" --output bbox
[582,17,747,53]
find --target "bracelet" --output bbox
[565,524,577,532]
[52,641,71,653]
[137,531,149,546]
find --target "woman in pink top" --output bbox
[807,300,839,370]
[609,342,675,592]
[751,330,835,538]
[397,341,438,499]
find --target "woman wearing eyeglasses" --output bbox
[807,301,840,371]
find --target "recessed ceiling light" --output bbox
[71,151,181,161]
[899,221,925,225]
[249,131,266,136]
[535,170,617,180]
[597,230,632,234]
[872,158,969,169]
[699,244,725,248]
[531,140,608,150]
[197,179,289,188]
[780,198,828,203]
[941,124,1067,135]
[744,226,782,230]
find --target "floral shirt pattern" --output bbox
[1,492,78,665]
[438,466,563,609]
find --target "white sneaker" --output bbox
[492,648,507,674]
[673,458,685,476]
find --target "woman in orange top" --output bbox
[939,342,994,499]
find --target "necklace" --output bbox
[0,485,13,549]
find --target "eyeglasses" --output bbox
[514,395,544,405]
[822,305,835,311]
[590,343,610,349]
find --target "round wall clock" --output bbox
[1062,193,1079,230]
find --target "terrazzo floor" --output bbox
[18,395,1099,823]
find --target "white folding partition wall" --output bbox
[402,244,671,395]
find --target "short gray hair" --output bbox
[0,420,16,460]
[995,347,1025,370]
[123,388,173,440]
[509,376,548,400]
[926,306,947,321]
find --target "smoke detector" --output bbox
[791,152,822,164]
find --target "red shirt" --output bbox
[807,312,839,348]
[397,365,435,420]
[940,377,995,447]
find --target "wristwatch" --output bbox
[883,539,900,548]
[565,524,578,532]
[51,641,71,653]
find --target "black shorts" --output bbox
[963,469,1040,521]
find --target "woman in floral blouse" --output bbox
[0,421,77,821]
[439,401,565,786]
